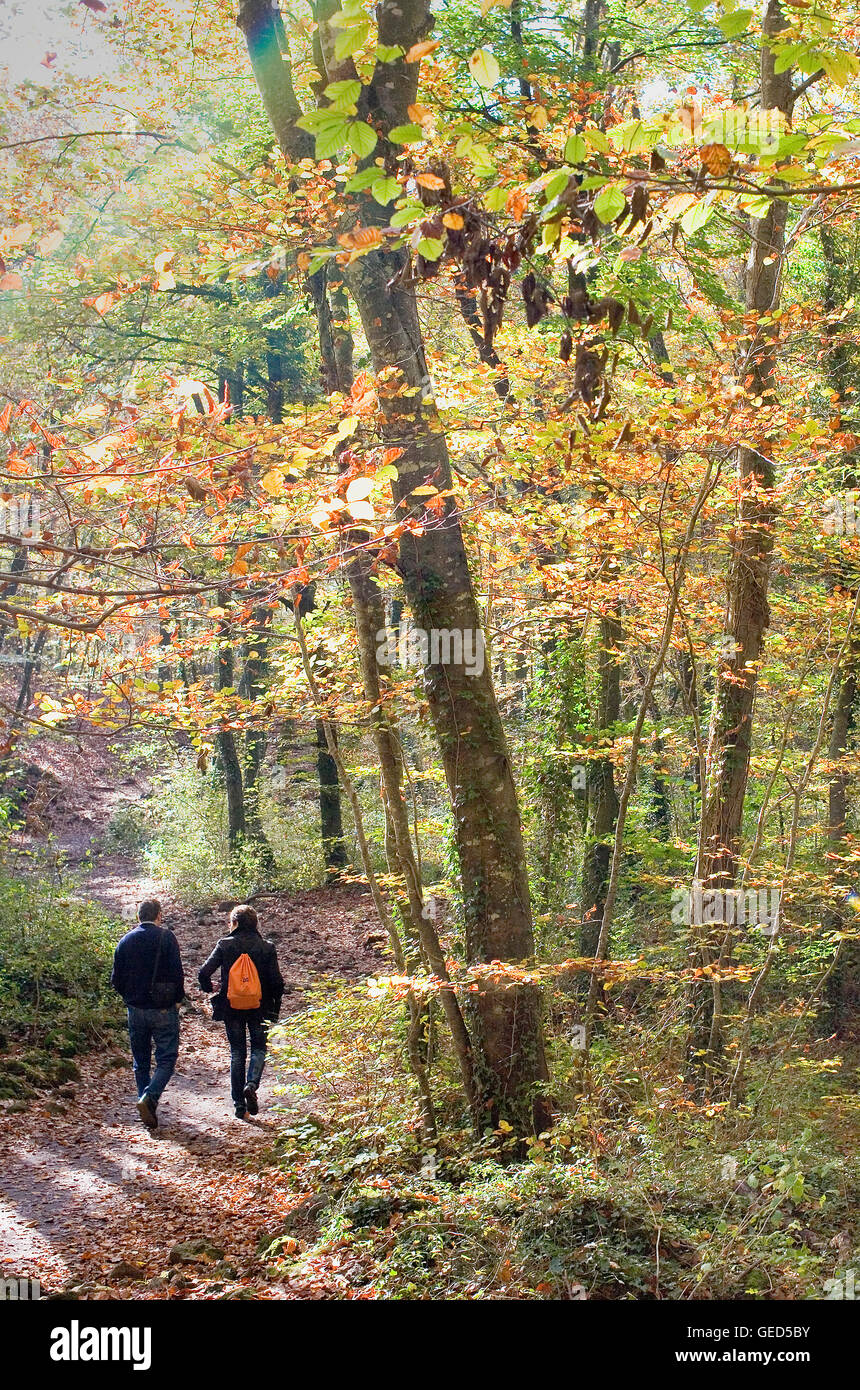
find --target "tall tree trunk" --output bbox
[237,0,550,1133]
[242,608,278,877]
[316,717,347,875]
[215,601,246,849]
[823,646,860,1034]
[580,615,622,960]
[690,1,795,1077]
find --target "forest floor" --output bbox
[0,737,387,1299]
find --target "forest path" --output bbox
[0,742,385,1298]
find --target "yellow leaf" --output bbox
[260,470,285,496]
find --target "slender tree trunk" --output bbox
[238,0,550,1133]
[215,602,245,849]
[580,615,622,960]
[242,609,278,877]
[690,2,795,1077]
[315,718,347,874]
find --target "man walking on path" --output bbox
[110,899,185,1129]
[198,904,284,1119]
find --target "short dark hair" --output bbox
[230,904,258,931]
[138,899,162,923]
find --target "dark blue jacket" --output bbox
[110,921,185,1009]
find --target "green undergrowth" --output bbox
[262,983,860,1300]
[0,848,124,1099]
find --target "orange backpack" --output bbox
[227,952,262,1010]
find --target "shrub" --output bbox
[0,866,124,1098]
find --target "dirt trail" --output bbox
[0,742,385,1298]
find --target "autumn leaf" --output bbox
[183,477,208,502]
[700,143,732,177]
[404,39,439,62]
[468,48,500,88]
[415,172,446,191]
[337,226,384,250]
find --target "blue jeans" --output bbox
[224,1015,267,1108]
[127,1006,180,1107]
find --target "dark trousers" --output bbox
[224,1015,267,1107]
[127,1006,179,1107]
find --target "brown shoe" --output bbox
[137,1096,158,1128]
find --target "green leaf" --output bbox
[773,43,802,75]
[680,197,715,235]
[375,43,404,62]
[390,202,425,227]
[345,167,383,191]
[297,109,349,134]
[347,120,377,158]
[823,50,860,87]
[308,249,335,275]
[374,464,399,485]
[579,174,608,189]
[484,185,507,212]
[469,143,496,173]
[593,183,627,223]
[564,134,586,164]
[543,169,571,203]
[389,123,424,144]
[371,176,401,205]
[741,193,772,219]
[417,236,444,261]
[324,79,362,110]
[717,8,754,38]
[468,48,500,88]
[334,20,370,60]
[316,120,351,159]
[583,127,610,153]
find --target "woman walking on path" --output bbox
[198,905,284,1120]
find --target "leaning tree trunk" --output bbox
[237,0,549,1133]
[690,0,795,1078]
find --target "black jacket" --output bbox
[110,922,185,1009]
[198,926,284,1022]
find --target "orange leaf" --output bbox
[415,172,445,190]
[337,226,384,250]
[405,39,439,62]
[700,143,732,176]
